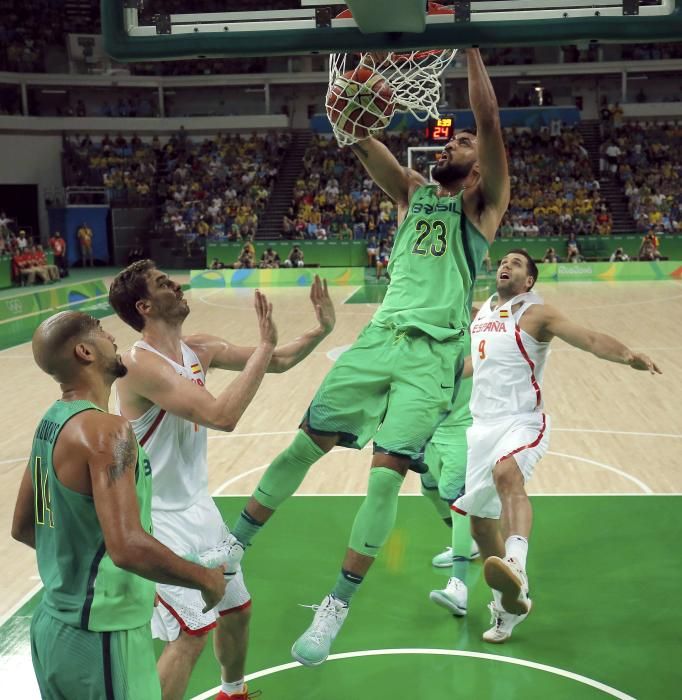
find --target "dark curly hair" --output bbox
[109,259,156,332]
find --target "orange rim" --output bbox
[335,3,455,61]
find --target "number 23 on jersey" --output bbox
[412,219,448,257]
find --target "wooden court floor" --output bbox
[1,277,681,621]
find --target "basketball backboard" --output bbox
[103,1,682,62]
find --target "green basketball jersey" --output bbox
[30,399,155,632]
[372,186,489,341]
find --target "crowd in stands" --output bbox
[0,215,66,285]
[601,121,682,234]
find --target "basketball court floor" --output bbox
[1,274,680,698]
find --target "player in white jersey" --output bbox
[453,249,661,643]
[109,260,336,700]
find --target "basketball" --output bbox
[326,67,395,142]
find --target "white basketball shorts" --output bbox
[150,497,251,641]
[453,412,551,519]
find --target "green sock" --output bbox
[420,474,452,521]
[349,467,404,558]
[452,513,474,583]
[332,569,363,603]
[232,509,263,548]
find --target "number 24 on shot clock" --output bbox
[426,116,455,142]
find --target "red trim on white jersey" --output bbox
[514,326,542,409]
[495,413,547,465]
[157,595,216,636]
[139,409,166,447]
[450,503,468,516]
[218,599,252,617]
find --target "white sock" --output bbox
[221,678,245,695]
[492,588,502,607]
[505,535,529,570]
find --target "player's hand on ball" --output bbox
[629,352,661,374]
[201,566,227,613]
[254,289,278,348]
[311,275,336,334]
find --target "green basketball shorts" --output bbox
[304,321,465,461]
[30,605,161,700]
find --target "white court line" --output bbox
[546,450,652,494]
[0,583,43,628]
[190,648,636,700]
[207,427,682,441]
[211,449,652,496]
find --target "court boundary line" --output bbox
[211,449,653,497]
[0,583,43,628]
[190,648,636,700]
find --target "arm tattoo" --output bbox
[107,425,137,485]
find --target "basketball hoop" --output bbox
[327,2,458,146]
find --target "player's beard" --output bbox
[432,159,475,186]
[108,355,128,379]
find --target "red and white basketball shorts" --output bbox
[453,412,551,519]
[150,497,251,641]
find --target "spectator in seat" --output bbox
[260,247,281,269]
[543,247,559,263]
[283,245,304,268]
[609,247,630,262]
[17,229,29,252]
[233,243,255,269]
[366,234,378,268]
[48,230,68,277]
[566,234,581,263]
[375,238,392,281]
[34,245,59,281]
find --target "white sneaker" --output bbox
[291,594,349,666]
[431,542,480,568]
[482,600,531,643]
[429,577,468,616]
[198,534,245,582]
[483,556,530,615]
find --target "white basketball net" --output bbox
[327,48,458,147]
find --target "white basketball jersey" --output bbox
[120,340,209,512]
[469,292,550,421]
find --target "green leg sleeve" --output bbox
[452,513,474,583]
[349,467,404,558]
[253,429,325,510]
[421,474,452,521]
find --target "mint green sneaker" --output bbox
[431,542,480,568]
[291,594,349,666]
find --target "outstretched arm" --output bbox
[122,290,277,431]
[190,276,336,373]
[463,48,510,242]
[350,137,426,206]
[541,305,661,374]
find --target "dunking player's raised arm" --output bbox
[120,290,277,432]
[186,276,336,373]
[462,48,510,242]
[350,137,427,207]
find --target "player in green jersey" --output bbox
[11,311,226,700]
[229,48,510,666]
[420,335,479,617]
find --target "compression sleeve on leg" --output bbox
[349,467,404,558]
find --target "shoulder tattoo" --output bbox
[107,424,137,484]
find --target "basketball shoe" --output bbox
[429,576,468,616]
[198,534,245,582]
[431,542,480,568]
[291,594,349,666]
[215,686,261,700]
[483,555,530,615]
[482,599,532,644]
